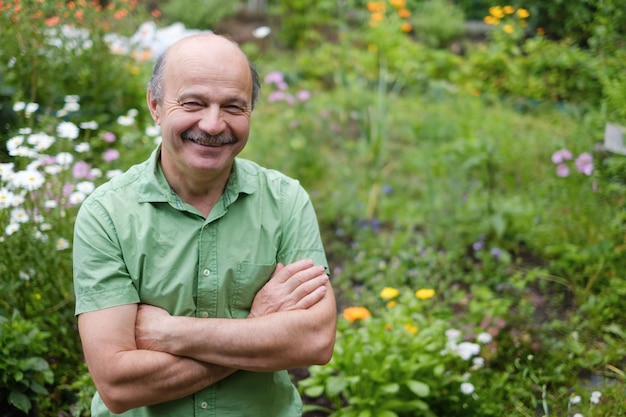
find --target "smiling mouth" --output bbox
[182,131,237,147]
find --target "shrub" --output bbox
[0,311,54,415]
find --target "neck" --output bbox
[160,160,232,218]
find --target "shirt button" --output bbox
[201,311,209,318]
[201,401,208,409]
[202,268,210,276]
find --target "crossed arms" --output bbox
[78,259,336,414]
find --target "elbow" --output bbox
[309,328,336,366]
[97,383,137,414]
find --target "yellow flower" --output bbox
[503,24,514,34]
[503,5,515,14]
[404,323,418,334]
[517,8,529,19]
[387,300,397,308]
[483,15,500,25]
[380,287,399,300]
[415,288,435,300]
[342,306,371,323]
[489,6,504,19]
[389,0,406,9]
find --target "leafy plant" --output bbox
[299,288,500,416]
[0,311,54,414]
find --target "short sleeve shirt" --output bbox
[73,147,329,417]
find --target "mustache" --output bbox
[181,130,237,146]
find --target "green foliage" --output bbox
[412,0,465,48]
[1,2,625,415]
[521,0,626,50]
[0,0,150,129]
[0,311,54,414]
[300,290,498,416]
[159,0,238,29]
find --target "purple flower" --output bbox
[556,163,570,177]
[264,71,285,85]
[297,90,311,101]
[268,91,287,103]
[72,161,91,179]
[62,182,74,197]
[551,149,573,164]
[102,132,116,143]
[103,149,120,162]
[575,152,593,176]
[490,248,501,259]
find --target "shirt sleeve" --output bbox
[73,197,140,315]
[277,180,329,275]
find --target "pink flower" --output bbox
[551,149,573,164]
[268,91,287,102]
[575,152,593,175]
[72,161,91,179]
[102,132,116,143]
[297,90,311,101]
[264,71,285,85]
[103,149,120,162]
[556,164,570,177]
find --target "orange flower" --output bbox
[151,9,162,18]
[45,15,61,26]
[503,5,515,14]
[516,8,529,19]
[398,8,411,18]
[400,22,412,33]
[114,9,128,20]
[342,306,371,323]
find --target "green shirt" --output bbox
[73,148,328,417]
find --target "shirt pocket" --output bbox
[231,262,276,318]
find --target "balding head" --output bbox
[148,34,261,109]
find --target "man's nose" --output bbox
[197,106,226,135]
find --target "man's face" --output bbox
[148,37,253,181]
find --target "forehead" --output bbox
[163,36,252,99]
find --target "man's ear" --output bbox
[146,90,160,125]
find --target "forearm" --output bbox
[92,349,235,413]
[147,285,336,371]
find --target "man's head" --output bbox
[146,34,260,184]
[148,35,261,110]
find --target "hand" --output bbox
[249,259,329,318]
[135,304,171,351]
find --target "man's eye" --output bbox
[224,105,245,114]
[183,102,203,108]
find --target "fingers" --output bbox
[271,259,315,283]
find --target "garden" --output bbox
[1,0,625,416]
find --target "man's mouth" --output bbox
[181,131,237,147]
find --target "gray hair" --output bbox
[148,44,261,110]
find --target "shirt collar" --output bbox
[137,146,257,204]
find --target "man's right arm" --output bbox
[78,303,236,414]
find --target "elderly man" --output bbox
[73,34,336,416]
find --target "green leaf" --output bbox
[304,385,325,398]
[326,375,347,397]
[381,383,400,394]
[406,380,430,397]
[9,390,31,413]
